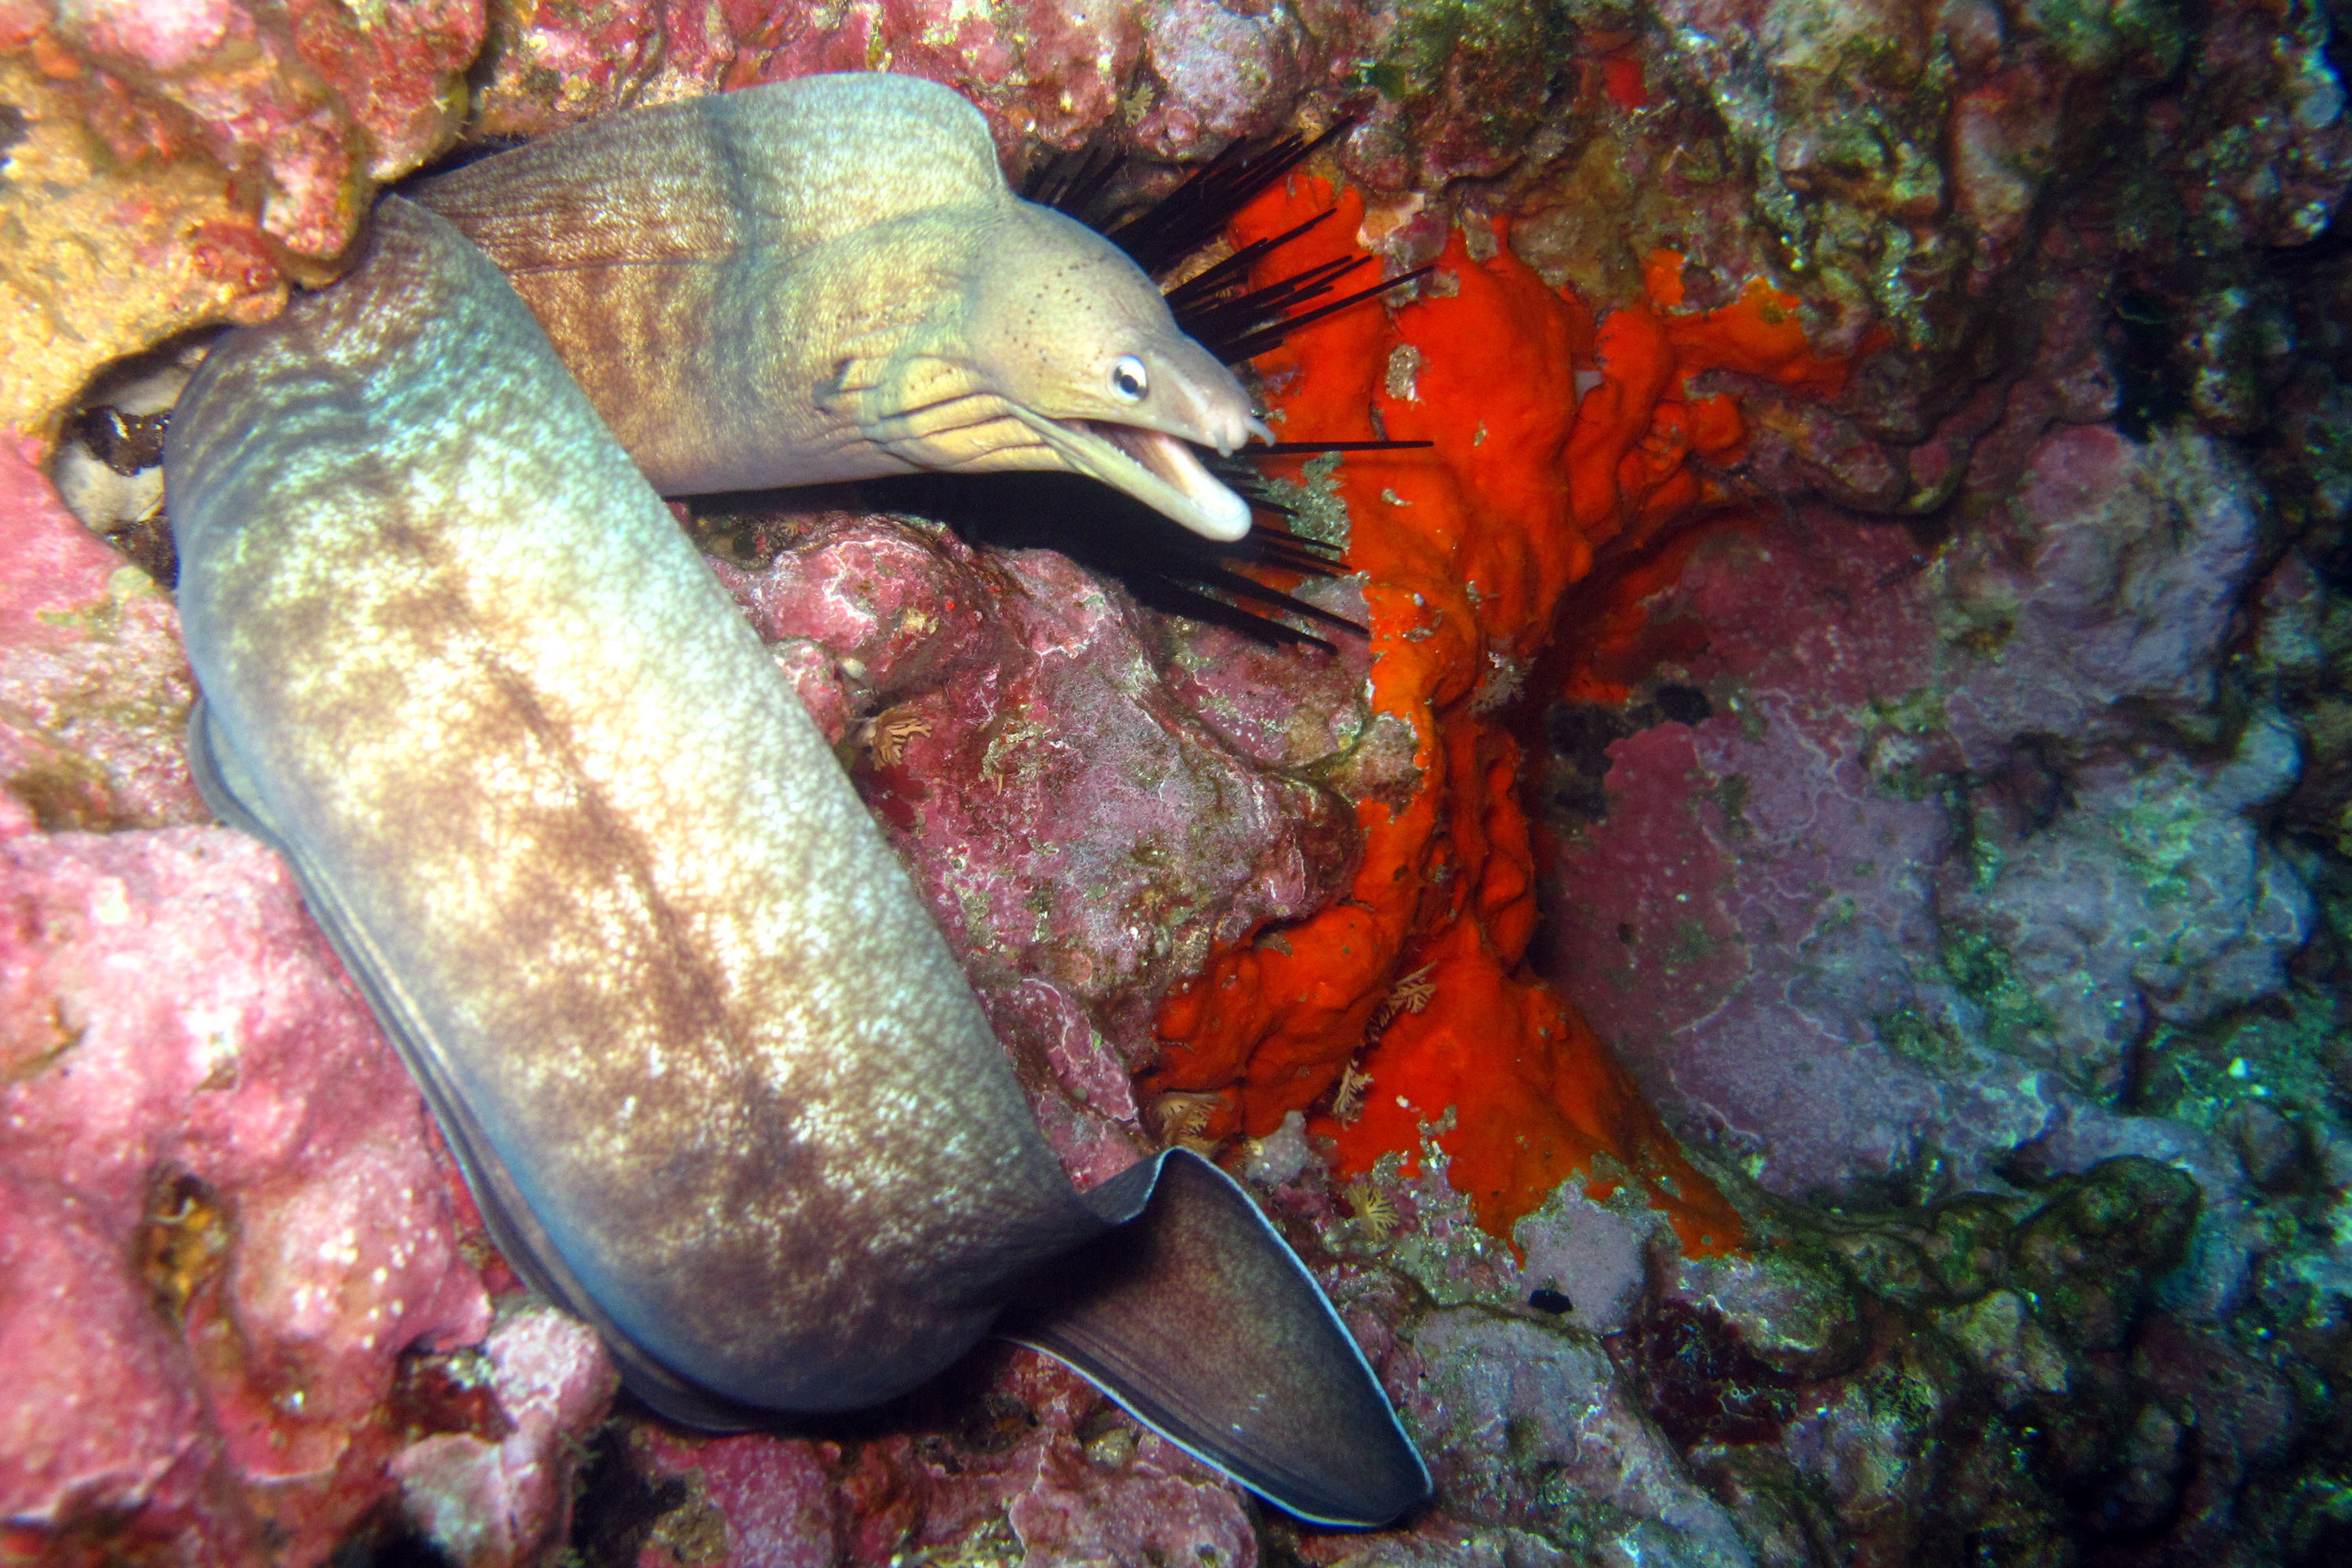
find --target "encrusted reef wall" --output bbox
[6,1,2352,1564]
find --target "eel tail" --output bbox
[1002,1147,1432,1528]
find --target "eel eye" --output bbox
[1109,355,1149,403]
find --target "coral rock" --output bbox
[0,435,205,830]
[1543,423,2310,1199]
[2,0,483,436]
[0,826,503,1562]
[711,511,1362,1183]
[589,1352,1257,1567]
[389,1304,618,1566]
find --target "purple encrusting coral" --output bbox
[7,0,2352,1563]
[1543,425,2310,1199]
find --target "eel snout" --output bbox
[1052,416,1257,541]
[1123,331,1274,459]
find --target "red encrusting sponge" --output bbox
[1150,176,1858,1254]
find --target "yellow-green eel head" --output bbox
[409,70,1272,539]
[952,200,1273,539]
[165,72,1427,1528]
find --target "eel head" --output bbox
[968,202,1271,542]
[822,201,1270,542]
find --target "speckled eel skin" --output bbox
[165,72,1428,1527]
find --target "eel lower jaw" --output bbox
[1007,406,1256,542]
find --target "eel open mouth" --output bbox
[1007,407,1257,542]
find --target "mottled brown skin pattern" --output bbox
[172,199,1098,1409]
[168,75,1430,1527]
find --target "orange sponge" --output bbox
[1149,179,1861,1253]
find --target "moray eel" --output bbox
[165,72,1428,1526]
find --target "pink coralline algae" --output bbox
[474,0,1150,150]
[0,437,204,832]
[604,1353,1258,1567]
[0,0,485,435]
[1129,0,1312,155]
[386,1304,617,1567]
[29,0,482,252]
[0,826,503,1562]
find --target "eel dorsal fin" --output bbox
[1001,1149,1432,1528]
[412,73,1010,276]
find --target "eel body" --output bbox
[166,73,1428,1526]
